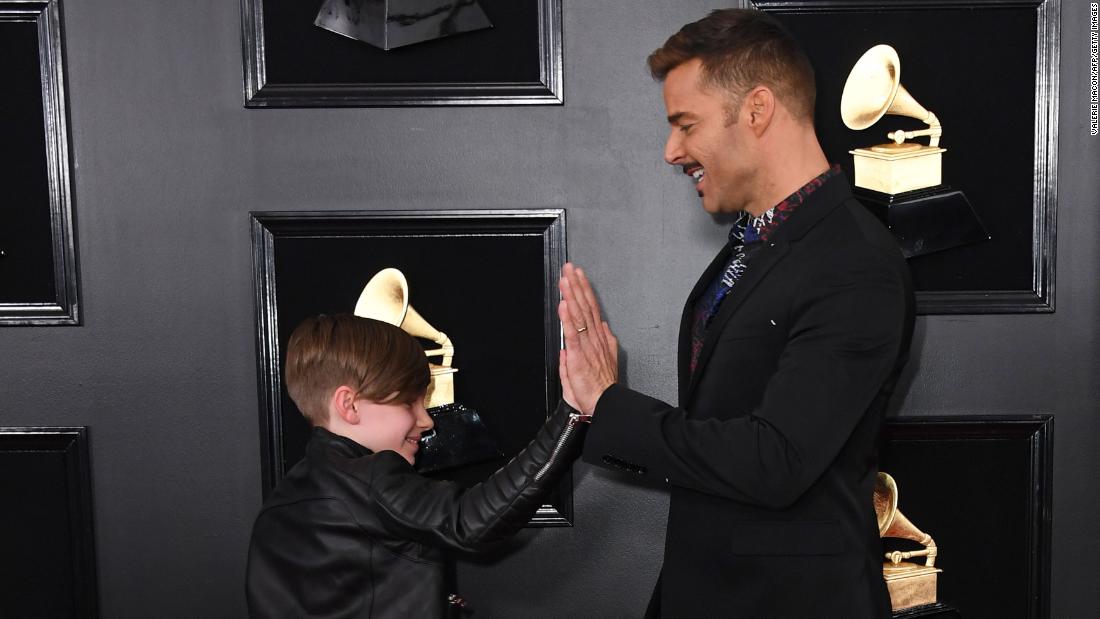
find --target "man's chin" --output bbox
[702,199,747,223]
[701,201,731,217]
[699,192,731,214]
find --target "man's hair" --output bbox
[647,9,816,122]
[284,314,430,426]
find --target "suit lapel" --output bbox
[678,243,733,403]
[684,239,790,400]
[677,171,855,404]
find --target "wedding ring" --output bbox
[576,325,588,333]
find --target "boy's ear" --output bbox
[330,385,360,425]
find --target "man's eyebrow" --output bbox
[667,111,695,125]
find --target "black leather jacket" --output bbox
[246,402,585,618]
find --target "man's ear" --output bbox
[330,385,360,425]
[745,86,775,136]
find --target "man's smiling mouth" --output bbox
[683,164,705,196]
[684,164,705,183]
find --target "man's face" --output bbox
[662,58,758,214]
[351,394,434,464]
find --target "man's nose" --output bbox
[664,129,684,165]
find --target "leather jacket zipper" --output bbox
[534,413,589,481]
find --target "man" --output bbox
[558,9,915,618]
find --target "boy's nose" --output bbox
[416,404,434,432]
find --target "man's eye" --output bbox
[680,124,693,133]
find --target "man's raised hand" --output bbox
[558,263,618,414]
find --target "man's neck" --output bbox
[743,130,830,217]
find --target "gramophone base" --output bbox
[855,185,990,258]
[851,145,945,195]
[892,602,962,619]
[884,563,942,612]
[426,365,457,409]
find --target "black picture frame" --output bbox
[751,0,1059,314]
[1,0,80,325]
[881,415,1053,619]
[241,0,563,107]
[250,209,572,525]
[0,426,98,617]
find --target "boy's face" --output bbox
[351,394,434,464]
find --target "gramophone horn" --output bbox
[354,268,457,408]
[354,268,453,354]
[873,471,900,536]
[354,267,409,326]
[874,472,938,567]
[841,44,936,132]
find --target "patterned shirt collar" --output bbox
[729,164,842,245]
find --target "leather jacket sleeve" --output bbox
[365,400,585,553]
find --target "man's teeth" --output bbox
[691,169,705,182]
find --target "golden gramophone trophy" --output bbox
[841,45,988,258]
[354,268,501,472]
[874,472,943,612]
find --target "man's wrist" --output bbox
[581,381,615,416]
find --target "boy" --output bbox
[246,314,589,617]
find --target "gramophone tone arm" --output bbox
[887,111,942,147]
[423,332,454,367]
[424,347,456,367]
[885,537,938,567]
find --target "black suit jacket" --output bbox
[583,174,914,618]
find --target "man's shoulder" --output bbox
[799,197,905,264]
[776,199,912,311]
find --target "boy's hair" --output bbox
[284,314,430,426]
[647,9,816,122]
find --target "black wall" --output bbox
[0,0,1096,617]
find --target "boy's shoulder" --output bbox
[251,431,444,559]
[260,428,418,511]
